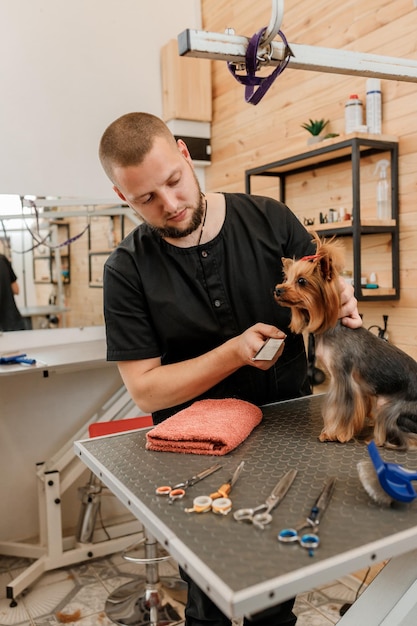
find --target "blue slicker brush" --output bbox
[357,441,417,506]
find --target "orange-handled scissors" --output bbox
[209,461,245,499]
[185,461,246,515]
[156,463,222,504]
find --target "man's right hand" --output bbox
[234,323,286,370]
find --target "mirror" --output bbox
[0,163,206,332]
[0,194,139,331]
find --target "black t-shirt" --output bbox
[0,254,25,332]
[104,193,315,422]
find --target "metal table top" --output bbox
[74,394,417,619]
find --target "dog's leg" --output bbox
[319,359,370,443]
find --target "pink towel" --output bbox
[145,398,262,455]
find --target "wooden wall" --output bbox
[201,0,417,358]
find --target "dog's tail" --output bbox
[375,399,417,450]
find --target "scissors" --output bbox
[278,477,336,556]
[185,461,245,514]
[156,463,222,504]
[233,469,297,529]
[210,461,245,500]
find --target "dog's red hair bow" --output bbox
[301,254,320,262]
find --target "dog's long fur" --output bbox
[274,233,417,449]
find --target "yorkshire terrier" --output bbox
[274,233,417,450]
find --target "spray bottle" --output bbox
[375,159,391,220]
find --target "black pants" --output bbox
[180,568,297,626]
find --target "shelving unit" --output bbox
[33,221,71,285]
[245,134,399,301]
[88,215,125,287]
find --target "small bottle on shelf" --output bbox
[366,79,382,134]
[344,94,363,134]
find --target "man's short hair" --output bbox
[99,112,175,181]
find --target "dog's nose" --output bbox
[274,286,283,297]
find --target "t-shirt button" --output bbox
[214,299,221,308]
[201,250,208,258]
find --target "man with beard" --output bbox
[99,112,361,626]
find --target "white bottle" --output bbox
[345,94,363,134]
[366,78,382,134]
[375,159,391,220]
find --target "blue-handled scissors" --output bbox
[156,463,222,504]
[278,477,336,556]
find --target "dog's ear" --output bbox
[281,257,293,274]
[312,236,332,280]
[317,239,344,281]
[318,252,334,282]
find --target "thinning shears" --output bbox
[233,469,297,529]
[185,460,245,515]
[156,463,222,504]
[278,477,336,556]
[209,461,245,500]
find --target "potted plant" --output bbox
[301,118,335,144]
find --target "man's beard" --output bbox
[149,172,205,239]
[150,194,205,239]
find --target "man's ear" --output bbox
[113,185,126,202]
[177,139,193,164]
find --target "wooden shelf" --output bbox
[246,133,399,176]
[361,287,396,296]
[309,219,396,232]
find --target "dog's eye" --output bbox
[297,277,308,286]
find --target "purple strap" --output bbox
[227,28,291,105]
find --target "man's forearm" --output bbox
[118,322,284,414]
[118,339,242,414]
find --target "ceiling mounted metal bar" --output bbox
[261,0,284,47]
[178,29,417,83]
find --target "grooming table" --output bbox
[74,394,417,624]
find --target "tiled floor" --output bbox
[0,552,380,626]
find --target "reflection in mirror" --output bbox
[0,195,138,331]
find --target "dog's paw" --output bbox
[319,430,353,443]
[318,431,334,442]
